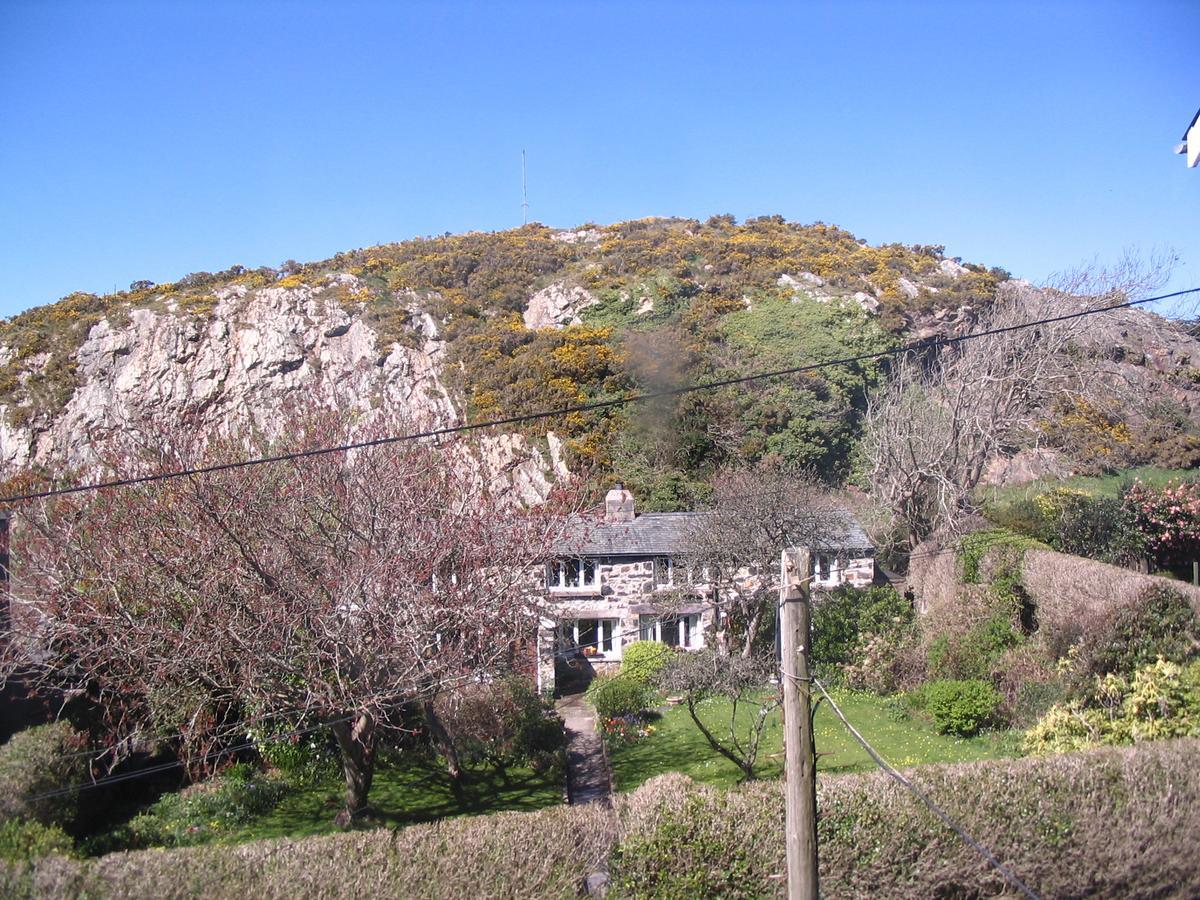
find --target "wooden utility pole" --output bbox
[780,547,818,899]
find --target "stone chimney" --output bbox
[604,482,635,524]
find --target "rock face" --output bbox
[0,278,565,504]
[522,281,599,330]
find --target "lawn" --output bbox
[91,753,563,851]
[225,756,562,844]
[606,689,1018,792]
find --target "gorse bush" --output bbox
[585,675,651,720]
[921,679,1001,736]
[0,722,88,829]
[619,642,674,685]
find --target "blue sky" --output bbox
[1,0,1196,318]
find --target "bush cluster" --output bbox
[1025,658,1200,755]
[122,764,288,849]
[5,742,1200,898]
[0,722,88,829]
[0,821,74,863]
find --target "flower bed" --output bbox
[598,714,655,747]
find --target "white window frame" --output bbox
[557,618,622,660]
[811,552,843,587]
[653,556,675,588]
[638,613,702,649]
[547,557,598,592]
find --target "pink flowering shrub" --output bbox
[1124,479,1200,566]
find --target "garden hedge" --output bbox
[4,739,1198,898]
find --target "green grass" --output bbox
[96,754,563,851]
[607,689,1017,792]
[978,465,1195,510]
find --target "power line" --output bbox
[813,678,1042,900]
[0,286,1195,507]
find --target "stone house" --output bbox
[536,485,874,694]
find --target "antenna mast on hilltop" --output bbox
[522,149,529,225]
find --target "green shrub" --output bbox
[255,731,339,786]
[585,675,650,719]
[927,607,1023,682]
[620,641,674,685]
[0,820,74,862]
[124,764,287,848]
[922,679,1001,736]
[0,722,88,828]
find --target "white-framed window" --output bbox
[547,557,598,591]
[557,618,621,659]
[811,553,841,586]
[639,613,702,649]
[653,556,675,587]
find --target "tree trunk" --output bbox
[422,700,463,781]
[331,713,376,827]
[741,607,763,658]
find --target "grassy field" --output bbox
[606,689,1018,792]
[978,465,1194,510]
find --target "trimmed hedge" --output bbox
[615,739,1200,899]
[0,802,617,899]
[4,740,1199,898]
[585,675,650,720]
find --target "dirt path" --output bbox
[555,693,613,806]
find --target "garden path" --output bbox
[555,693,613,806]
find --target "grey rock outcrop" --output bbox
[523,281,599,330]
[0,279,566,504]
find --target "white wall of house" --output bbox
[537,549,874,693]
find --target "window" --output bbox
[547,558,597,590]
[811,553,836,583]
[557,618,619,657]
[639,613,701,649]
[653,556,675,587]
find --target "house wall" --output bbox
[539,550,875,694]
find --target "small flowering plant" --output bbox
[599,714,655,747]
[582,645,599,657]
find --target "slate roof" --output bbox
[554,509,873,557]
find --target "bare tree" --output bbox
[677,463,837,657]
[656,649,778,782]
[0,407,578,825]
[863,255,1182,549]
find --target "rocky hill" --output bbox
[0,216,1196,505]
